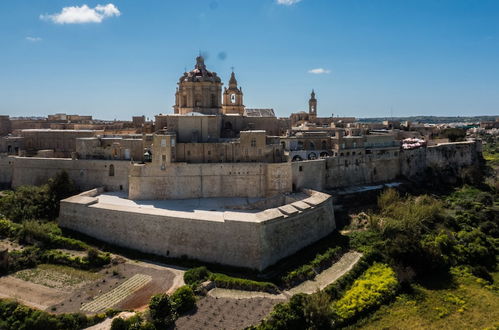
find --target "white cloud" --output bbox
[308,68,331,74]
[40,3,120,24]
[277,0,302,5]
[26,36,42,42]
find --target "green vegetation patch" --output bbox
[209,272,279,293]
[332,263,398,323]
[184,266,279,293]
[352,267,499,330]
[281,246,343,288]
[0,299,106,330]
[13,264,101,290]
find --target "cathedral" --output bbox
[157,56,289,140]
[173,55,244,116]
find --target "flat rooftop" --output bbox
[97,192,263,214]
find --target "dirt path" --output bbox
[0,275,69,310]
[207,251,362,299]
[286,250,362,295]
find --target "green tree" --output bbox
[149,293,176,328]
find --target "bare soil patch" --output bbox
[175,296,282,330]
[53,262,175,314]
[0,275,68,310]
[0,238,22,251]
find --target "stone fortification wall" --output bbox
[0,141,481,194]
[0,155,13,188]
[426,141,479,169]
[59,189,335,270]
[8,157,130,191]
[325,149,400,189]
[128,162,292,200]
[292,160,326,191]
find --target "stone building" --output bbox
[21,129,101,157]
[0,116,11,136]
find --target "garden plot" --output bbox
[14,264,101,291]
[81,274,152,313]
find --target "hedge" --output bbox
[281,246,343,288]
[209,272,279,293]
[0,299,106,330]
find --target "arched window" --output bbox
[109,164,115,177]
[321,140,327,150]
[211,94,217,107]
[297,141,304,150]
[309,142,315,150]
[182,95,187,107]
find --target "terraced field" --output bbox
[81,274,152,313]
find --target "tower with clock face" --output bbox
[222,71,245,115]
[309,89,317,121]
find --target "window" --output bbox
[321,140,327,150]
[109,164,115,176]
[251,139,256,147]
[299,166,303,172]
[182,95,187,107]
[230,93,236,104]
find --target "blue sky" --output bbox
[0,0,498,120]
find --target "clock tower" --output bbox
[222,71,245,115]
[309,89,317,121]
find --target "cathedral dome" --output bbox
[180,56,221,83]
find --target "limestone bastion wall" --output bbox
[291,141,480,191]
[128,162,293,200]
[0,155,13,188]
[4,156,131,191]
[58,189,336,271]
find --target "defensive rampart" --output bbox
[5,156,131,191]
[128,162,292,199]
[59,189,335,271]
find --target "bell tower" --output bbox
[309,89,317,121]
[222,70,245,115]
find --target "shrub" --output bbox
[149,293,176,328]
[332,263,398,324]
[255,294,308,330]
[171,285,196,314]
[0,171,77,222]
[0,219,21,238]
[210,272,279,293]
[111,317,128,330]
[183,266,209,285]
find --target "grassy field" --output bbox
[350,268,499,330]
[14,263,101,290]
